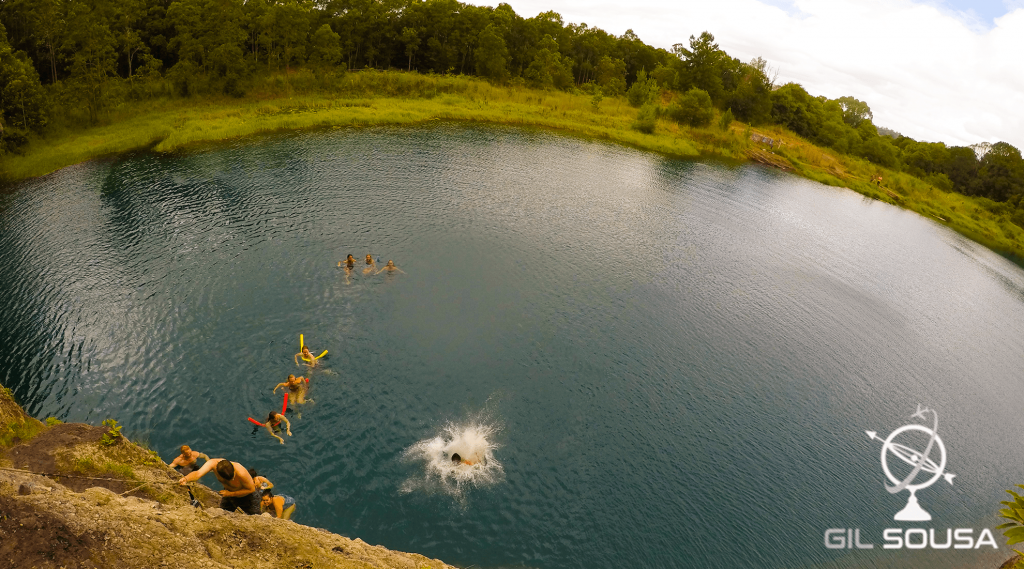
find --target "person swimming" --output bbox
[363,254,377,275]
[169,445,210,474]
[261,489,296,520]
[263,411,292,445]
[274,374,312,404]
[375,260,405,275]
[338,254,356,283]
[295,346,322,368]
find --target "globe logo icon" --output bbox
[866,405,956,521]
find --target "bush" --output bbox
[667,88,714,127]
[719,108,734,131]
[45,417,62,426]
[632,103,658,134]
[626,69,658,108]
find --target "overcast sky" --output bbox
[491,0,1024,150]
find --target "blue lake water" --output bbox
[2,124,1023,569]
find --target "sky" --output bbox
[492,0,1024,150]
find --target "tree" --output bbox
[262,0,308,71]
[836,95,872,126]
[593,55,625,95]
[727,57,773,124]
[0,22,48,138]
[626,68,657,107]
[309,23,341,69]
[524,34,572,89]
[674,31,724,103]
[65,0,119,123]
[475,23,508,82]
[976,142,1024,201]
[400,26,419,71]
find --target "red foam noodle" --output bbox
[282,393,289,415]
[248,417,264,426]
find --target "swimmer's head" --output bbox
[347,254,355,261]
[287,374,296,382]
[386,260,394,267]
[261,489,274,506]
[215,460,234,481]
[301,346,311,355]
[266,411,280,423]
[365,254,373,263]
[248,467,259,478]
[451,453,461,464]
[180,445,191,455]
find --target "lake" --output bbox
[2,124,1023,569]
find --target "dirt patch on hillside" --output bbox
[0,492,106,569]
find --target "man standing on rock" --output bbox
[178,458,259,515]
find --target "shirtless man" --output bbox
[179,458,259,514]
[375,260,405,274]
[169,445,209,474]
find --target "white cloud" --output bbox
[495,0,1024,150]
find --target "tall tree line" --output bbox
[1,0,1021,210]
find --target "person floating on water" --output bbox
[376,260,405,275]
[261,411,292,444]
[363,253,377,275]
[169,445,209,474]
[295,346,323,368]
[179,458,260,515]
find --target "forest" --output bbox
[0,0,1022,218]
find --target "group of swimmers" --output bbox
[172,447,296,519]
[167,333,331,517]
[165,254,406,517]
[338,254,404,284]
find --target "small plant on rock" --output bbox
[100,418,123,446]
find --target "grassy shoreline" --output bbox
[3,71,1023,262]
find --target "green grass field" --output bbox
[3,70,1023,262]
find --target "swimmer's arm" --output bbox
[294,354,302,365]
[220,474,256,498]
[273,382,288,393]
[264,424,285,444]
[196,453,209,462]
[395,268,406,274]
[169,455,184,468]
[281,416,292,436]
[274,497,284,518]
[179,458,218,484]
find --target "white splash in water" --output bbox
[401,420,504,497]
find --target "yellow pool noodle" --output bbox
[300,334,304,350]
[301,350,328,362]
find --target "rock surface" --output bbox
[1,385,455,569]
